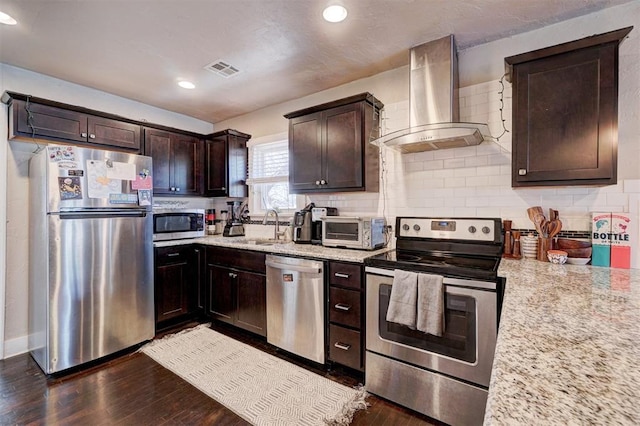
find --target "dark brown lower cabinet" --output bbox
[206,247,267,336]
[154,246,202,330]
[327,261,365,371]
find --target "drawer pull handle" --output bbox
[334,342,351,351]
[334,273,350,279]
[334,303,351,311]
[167,253,180,257]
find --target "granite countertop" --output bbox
[487,258,640,425]
[154,235,391,263]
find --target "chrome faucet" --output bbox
[262,209,284,240]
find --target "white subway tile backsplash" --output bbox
[606,193,629,209]
[443,158,466,168]
[477,165,502,176]
[444,177,467,188]
[433,150,456,160]
[405,162,425,172]
[432,169,455,178]
[453,146,478,158]
[464,156,489,167]
[424,160,445,170]
[487,154,511,165]
[466,176,490,187]
[454,168,477,178]
[624,179,640,193]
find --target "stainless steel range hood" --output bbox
[372,35,490,153]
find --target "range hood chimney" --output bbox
[372,35,491,153]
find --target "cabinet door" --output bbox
[228,135,248,198]
[323,103,363,190]
[144,129,173,194]
[155,253,191,324]
[235,270,266,336]
[512,44,617,186]
[289,112,323,193]
[204,138,228,196]
[15,101,87,143]
[171,134,201,195]
[193,247,205,314]
[88,116,141,151]
[207,264,235,325]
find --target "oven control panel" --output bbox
[397,217,500,242]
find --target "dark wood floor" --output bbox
[0,322,439,425]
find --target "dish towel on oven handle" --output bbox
[416,273,444,337]
[385,269,418,329]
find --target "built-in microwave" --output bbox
[152,208,205,241]
[321,216,387,250]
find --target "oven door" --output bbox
[322,218,362,248]
[365,267,497,387]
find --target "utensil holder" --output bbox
[537,237,552,261]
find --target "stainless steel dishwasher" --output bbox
[266,255,325,364]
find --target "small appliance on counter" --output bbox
[223,200,246,237]
[311,207,337,244]
[321,216,387,250]
[292,203,314,244]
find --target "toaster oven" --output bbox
[321,216,387,250]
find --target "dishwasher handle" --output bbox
[266,260,322,274]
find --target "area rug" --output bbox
[140,324,367,425]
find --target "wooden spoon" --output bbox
[528,207,545,231]
[548,219,563,239]
[533,213,547,236]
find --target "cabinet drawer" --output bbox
[329,287,361,329]
[207,246,266,273]
[156,246,188,265]
[329,262,361,289]
[329,324,361,371]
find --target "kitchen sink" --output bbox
[238,238,291,246]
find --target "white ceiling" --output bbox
[0,0,632,123]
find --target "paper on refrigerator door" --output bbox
[86,160,122,198]
[106,161,137,181]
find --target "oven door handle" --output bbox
[334,342,351,351]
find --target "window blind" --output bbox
[247,140,289,184]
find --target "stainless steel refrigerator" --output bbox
[29,145,155,374]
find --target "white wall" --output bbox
[0,64,214,358]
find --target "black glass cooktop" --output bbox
[366,249,501,281]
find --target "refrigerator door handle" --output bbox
[57,210,148,220]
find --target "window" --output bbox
[247,134,304,216]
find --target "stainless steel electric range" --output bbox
[364,217,504,426]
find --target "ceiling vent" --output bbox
[204,60,240,78]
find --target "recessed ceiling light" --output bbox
[323,5,347,23]
[0,11,17,25]
[178,81,195,89]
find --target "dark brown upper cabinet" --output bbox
[144,127,202,196]
[203,129,250,198]
[505,27,632,187]
[284,93,383,193]
[4,94,141,152]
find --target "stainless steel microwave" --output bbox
[321,216,387,250]
[152,208,205,241]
